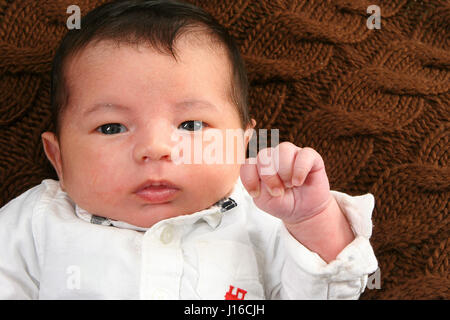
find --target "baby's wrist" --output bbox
[284,196,354,262]
[284,194,339,232]
[287,194,334,226]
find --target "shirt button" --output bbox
[160,225,174,244]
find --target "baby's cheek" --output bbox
[85,153,128,197]
[199,163,240,196]
[201,128,246,165]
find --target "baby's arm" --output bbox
[283,195,354,263]
[240,142,356,262]
[241,142,378,299]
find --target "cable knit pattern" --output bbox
[0,0,448,299]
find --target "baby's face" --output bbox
[43,35,253,228]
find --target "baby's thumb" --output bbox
[240,158,261,198]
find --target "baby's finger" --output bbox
[273,142,299,188]
[240,158,261,198]
[257,147,284,197]
[292,147,324,186]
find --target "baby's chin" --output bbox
[108,194,228,228]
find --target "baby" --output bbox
[0,0,377,299]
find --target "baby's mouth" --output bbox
[134,180,180,204]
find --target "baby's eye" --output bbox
[178,120,207,131]
[96,123,127,135]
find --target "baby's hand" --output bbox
[240,142,333,224]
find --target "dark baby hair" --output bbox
[50,0,250,138]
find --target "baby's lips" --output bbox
[134,179,180,193]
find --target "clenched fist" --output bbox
[240,142,333,225]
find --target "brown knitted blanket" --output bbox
[0,0,448,299]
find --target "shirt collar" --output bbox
[74,177,244,231]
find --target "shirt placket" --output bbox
[140,222,183,299]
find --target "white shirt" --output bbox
[0,178,377,299]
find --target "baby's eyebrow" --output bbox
[83,99,217,116]
[83,103,131,116]
[175,99,218,111]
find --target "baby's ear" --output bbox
[41,132,65,189]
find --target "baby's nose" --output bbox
[133,123,174,163]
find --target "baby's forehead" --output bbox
[68,30,230,69]
[63,35,236,108]
[61,41,241,122]
[65,34,232,87]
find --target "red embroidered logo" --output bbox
[224,285,247,300]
